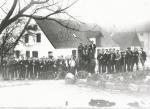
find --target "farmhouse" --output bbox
[14,19,119,59]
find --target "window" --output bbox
[36,33,41,42]
[32,51,38,58]
[15,50,20,58]
[26,51,30,58]
[25,34,29,43]
[48,51,53,58]
[27,25,32,30]
[27,24,38,31]
[33,25,38,31]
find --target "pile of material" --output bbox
[86,70,150,93]
[65,73,76,84]
[89,99,115,107]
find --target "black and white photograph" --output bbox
[0,0,150,108]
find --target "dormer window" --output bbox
[27,24,38,31]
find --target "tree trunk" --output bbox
[0,55,4,80]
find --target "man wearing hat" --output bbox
[120,49,126,72]
[78,43,84,70]
[139,48,147,69]
[131,48,139,71]
[126,47,133,72]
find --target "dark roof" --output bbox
[101,35,119,47]
[112,32,141,49]
[36,19,119,48]
[36,19,89,48]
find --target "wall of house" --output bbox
[53,48,78,58]
[14,28,55,59]
[14,20,77,59]
[137,32,150,56]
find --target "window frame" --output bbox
[26,51,30,58]
[32,51,38,58]
[36,33,41,43]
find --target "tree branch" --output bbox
[3,0,17,21]
[31,0,49,4]
[22,0,78,20]
[5,18,32,53]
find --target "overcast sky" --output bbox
[68,0,150,30]
[1,0,150,31]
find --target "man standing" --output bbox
[19,58,26,80]
[8,57,17,80]
[34,59,39,79]
[24,59,29,79]
[97,49,104,74]
[89,41,96,59]
[126,47,133,72]
[106,49,111,73]
[120,49,126,72]
[131,48,139,71]
[103,49,109,73]
[78,43,84,70]
[69,56,76,75]
[78,43,84,60]
[28,59,33,79]
[139,48,147,70]
[110,48,116,73]
[115,50,121,73]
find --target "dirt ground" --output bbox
[0,80,149,108]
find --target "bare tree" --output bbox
[0,0,79,33]
[0,0,79,55]
[0,18,31,59]
[0,0,80,77]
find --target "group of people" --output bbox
[78,41,96,73]
[1,56,77,80]
[0,42,147,80]
[97,47,147,73]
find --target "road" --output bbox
[0,80,149,108]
